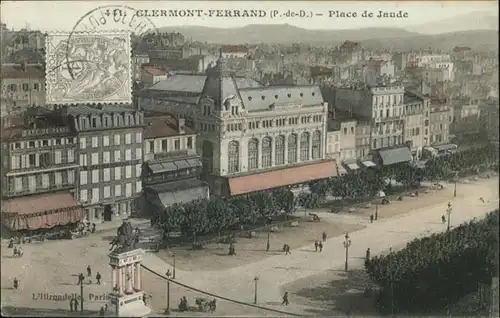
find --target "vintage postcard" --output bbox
[0,1,498,318]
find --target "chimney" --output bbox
[177,117,186,134]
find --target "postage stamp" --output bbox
[45,31,132,105]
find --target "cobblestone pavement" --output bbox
[1,178,497,316]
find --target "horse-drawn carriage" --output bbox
[195,297,216,312]
[308,213,320,222]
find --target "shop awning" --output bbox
[346,163,360,170]
[378,147,412,166]
[1,192,84,231]
[228,160,337,196]
[361,160,377,168]
[158,186,209,207]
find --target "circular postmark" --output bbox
[65,5,158,80]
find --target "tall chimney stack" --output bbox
[177,117,186,134]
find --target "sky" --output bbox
[1,1,498,32]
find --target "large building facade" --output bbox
[1,63,46,115]
[333,84,405,150]
[403,91,431,159]
[139,57,337,197]
[1,107,82,233]
[66,105,144,222]
[142,115,208,215]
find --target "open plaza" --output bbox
[1,177,498,316]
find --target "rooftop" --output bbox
[66,104,136,116]
[239,85,324,111]
[147,73,263,94]
[1,63,44,79]
[143,115,195,138]
[142,66,167,76]
[221,45,249,53]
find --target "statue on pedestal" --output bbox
[109,219,136,253]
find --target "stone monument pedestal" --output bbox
[107,249,151,317]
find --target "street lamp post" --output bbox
[172,253,176,279]
[253,276,259,304]
[343,233,352,272]
[446,203,452,232]
[453,171,458,198]
[165,270,171,314]
[266,216,271,252]
[79,280,84,312]
[389,247,395,316]
[375,204,378,220]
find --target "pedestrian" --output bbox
[322,232,327,242]
[96,272,102,285]
[365,248,371,265]
[319,241,323,252]
[13,277,18,289]
[13,246,18,257]
[77,273,85,285]
[87,265,92,277]
[70,298,75,312]
[370,214,374,223]
[99,306,105,316]
[314,240,318,252]
[285,244,291,255]
[74,296,79,312]
[143,294,147,306]
[282,292,289,305]
[441,215,446,224]
[91,223,96,233]
[480,197,485,203]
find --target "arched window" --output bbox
[275,135,285,165]
[312,131,321,159]
[300,132,310,161]
[248,138,259,170]
[261,136,272,168]
[228,141,239,173]
[287,134,297,164]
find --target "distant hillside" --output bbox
[158,24,498,51]
[159,24,423,45]
[362,30,499,51]
[405,11,499,34]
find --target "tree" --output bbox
[182,199,209,249]
[365,210,499,314]
[272,188,296,218]
[207,197,231,238]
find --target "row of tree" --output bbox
[365,210,499,314]
[151,188,295,242]
[152,145,498,238]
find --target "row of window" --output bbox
[80,132,142,149]
[9,170,75,194]
[10,150,75,170]
[79,149,142,166]
[227,131,322,173]
[373,94,403,106]
[199,123,216,132]
[80,182,142,203]
[246,91,316,102]
[6,82,41,92]
[373,108,404,119]
[236,115,324,131]
[10,137,75,150]
[146,137,193,154]
[77,112,141,131]
[80,164,142,185]
[372,136,403,149]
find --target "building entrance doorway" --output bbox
[103,205,113,222]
